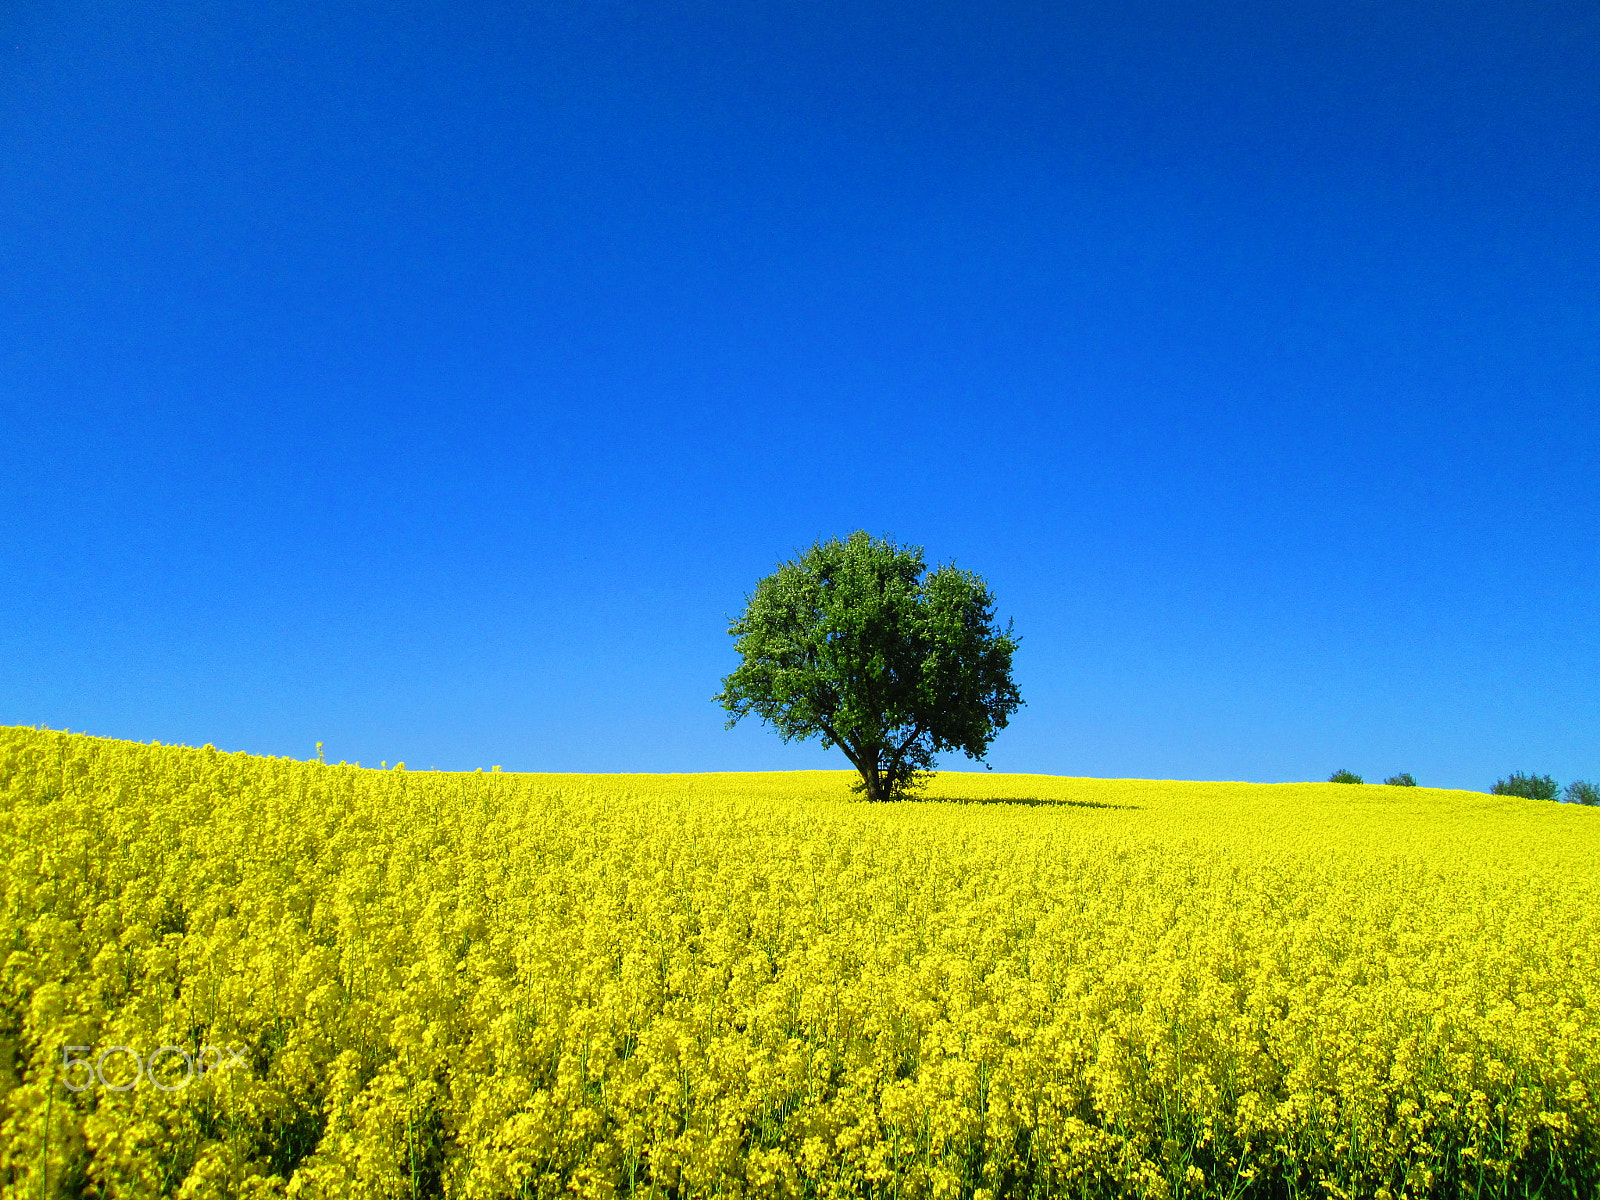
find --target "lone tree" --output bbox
[716,532,1022,801]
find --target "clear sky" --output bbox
[3,0,1595,788]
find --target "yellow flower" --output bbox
[2,727,1597,1198]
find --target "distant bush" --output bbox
[1491,772,1560,801]
[1329,769,1364,784]
[1383,773,1417,787]
[1565,780,1600,806]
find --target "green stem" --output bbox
[39,1075,52,1200]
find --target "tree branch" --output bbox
[891,721,925,759]
[817,718,864,772]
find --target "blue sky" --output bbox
[3,0,1596,788]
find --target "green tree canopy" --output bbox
[1566,780,1600,805]
[716,532,1022,801]
[1491,772,1560,801]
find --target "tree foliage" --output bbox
[1383,773,1417,787]
[1329,769,1364,784]
[716,532,1022,801]
[1564,780,1599,806]
[1492,772,1561,801]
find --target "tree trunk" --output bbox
[838,737,889,800]
[856,749,887,801]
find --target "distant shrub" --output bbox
[1491,772,1560,801]
[1329,769,1364,784]
[1565,780,1600,806]
[1383,773,1417,787]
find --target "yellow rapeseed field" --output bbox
[1,727,1596,1199]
